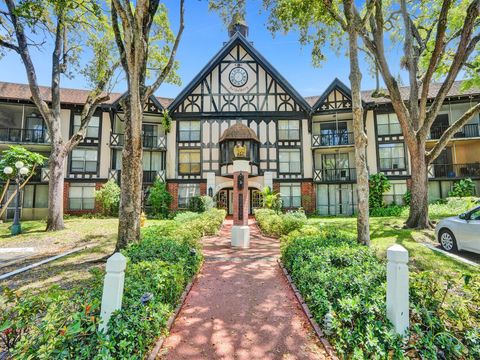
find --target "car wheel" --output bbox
[439,229,458,252]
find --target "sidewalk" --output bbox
[159,219,328,360]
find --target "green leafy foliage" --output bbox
[369,173,391,209]
[448,178,476,197]
[281,228,480,359]
[260,186,282,212]
[1,209,226,359]
[0,145,46,180]
[147,180,172,218]
[95,180,120,216]
[255,208,306,237]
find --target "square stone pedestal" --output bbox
[231,225,250,248]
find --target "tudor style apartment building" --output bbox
[1,25,479,220]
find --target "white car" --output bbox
[435,206,480,254]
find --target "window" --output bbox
[73,115,100,138]
[23,184,48,208]
[178,121,200,142]
[69,184,95,210]
[377,113,401,135]
[178,149,201,174]
[142,124,158,147]
[143,151,163,171]
[379,143,406,170]
[178,184,200,208]
[71,148,98,173]
[278,149,301,173]
[278,120,300,140]
[384,182,407,205]
[280,183,301,208]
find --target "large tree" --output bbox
[356,0,480,228]
[0,0,118,231]
[110,0,184,249]
[210,0,372,244]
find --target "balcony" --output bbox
[110,133,166,149]
[313,168,357,182]
[312,131,354,148]
[428,163,480,179]
[0,128,49,144]
[109,169,166,184]
[429,123,480,140]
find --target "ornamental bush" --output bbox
[147,180,172,219]
[281,228,480,359]
[369,172,391,209]
[448,178,476,197]
[1,208,226,359]
[254,208,306,237]
[95,179,121,216]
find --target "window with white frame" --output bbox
[278,120,300,140]
[178,121,201,142]
[73,115,100,138]
[69,184,95,210]
[178,184,200,208]
[376,113,401,135]
[379,143,406,170]
[71,148,98,173]
[178,149,201,174]
[278,149,301,173]
[23,184,48,208]
[280,183,301,208]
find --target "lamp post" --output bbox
[4,161,29,235]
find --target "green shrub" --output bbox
[147,180,172,219]
[428,196,480,218]
[254,208,306,237]
[2,208,226,359]
[188,196,205,212]
[260,186,282,212]
[281,228,480,359]
[403,189,411,206]
[95,179,120,216]
[370,204,405,217]
[201,195,215,211]
[448,178,476,197]
[369,172,391,209]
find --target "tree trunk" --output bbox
[347,24,370,245]
[116,92,143,250]
[46,147,66,231]
[406,143,431,229]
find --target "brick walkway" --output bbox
[159,219,328,360]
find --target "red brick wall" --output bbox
[167,182,179,211]
[199,183,207,196]
[301,181,316,214]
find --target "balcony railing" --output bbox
[313,168,357,182]
[429,123,480,140]
[0,128,49,143]
[109,169,166,184]
[110,133,166,149]
[428,163,480,178]
[312,131,354,147]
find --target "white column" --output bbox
[263,171,273,191]
[386,244,409,335]
[99,252,127,332]
[206,172,216,196]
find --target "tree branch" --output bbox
[422,0,480,135]
[419,0,452,123]
[111,1,128,72]
[426,102,480,163]
[0,39,20,52]
[144,0,185,99]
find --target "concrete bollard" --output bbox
[99,252,127,332]
[386,244,409,335]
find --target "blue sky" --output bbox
[0,1,402,99]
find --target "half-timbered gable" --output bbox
[311,78,353,114]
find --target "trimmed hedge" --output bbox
[1,209,226,359]
[257,210,480,359]
[254,208,307,237]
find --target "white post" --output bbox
[99,252,127,332]
[386,244,409,335]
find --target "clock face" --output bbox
[229,67,248,87]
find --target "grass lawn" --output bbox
[0,217,164,293]
[307,215,480,279]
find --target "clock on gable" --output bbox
[229,67,248,87]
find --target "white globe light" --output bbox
[3,166,13,175]
[19,167,29,176]
[15,161,24,169]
